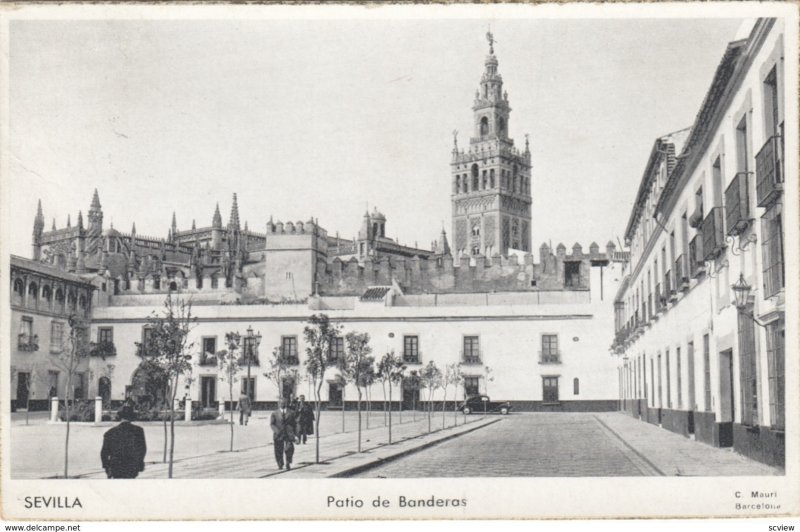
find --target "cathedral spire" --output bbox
[131,222,136,235]
[33,200,44,237]
[67,214,71,228]
[77,211,84,231]
[171,211,177,234]
[212,203,222,229]
[88,188,103,233]
[228,193,240,231]
[191,219,196,231]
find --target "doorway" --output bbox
[328,382,343,408]
[718,349,734,447]
[402,388,420,410]
[16,372,30,409]
[98,377,111,405]
[200,376,216,408]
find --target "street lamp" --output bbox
[244,325,262,400]
[731,273,766,328]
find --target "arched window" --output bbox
[372,223,378,238]
[513,165,519,193]
[490,169,495,188]
[482,170,488,189]
[463,175,469,193]
[67,292,76,311]
[169,281,178,292]
[471,164,479,191]
[455,178,460,194]
[498,117,506,135]
[573,378,580,395]
[28,282,38,302]
[55,288,65,313]
[13,278,24,296]
[480,116,489,136]
[471,222,480,236]
[42,285,52,303]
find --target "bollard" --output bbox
[218,401,225,419]
[50,397,59,422]
[185,398,192,422]
[94,396,103,424]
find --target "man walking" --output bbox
[270,398,297,470]
[238,391,252,426]
[101,405,147,479]
[296,395,314,444]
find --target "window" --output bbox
[763,67,781,137]
[766,320,785,430]
[573,378,580,396]
[281,336,299,365]
[480,116,489,136]
[98,327,113,344]
[564,262,581,288]
[687,342,696,410]
[657,354,663,408]
[50,321,64,352]
[489,169,495,188]
[471,164,479,191]
[464,376,481,397]
[761,205,784,298]
[74,372,87,400]
[462,336,480,364]
[665,349,671,408]
[403,335,420,363]
[241,377,256,402]
[48,371,59,398]
[703,334,712,412]
[736,116,749,173]
[18,317,35,351]
[329,336,344,363]
[650,358,655,407]
[201,337,217,365]
[542,376,559,404]
[738,312,758,426]
[676,347,683,409]
[540,334,560,364]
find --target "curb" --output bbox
[331,417,501,478]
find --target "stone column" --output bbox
[94,396,103,424]
[50,397,59,422]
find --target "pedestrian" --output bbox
[295,394,314,444]
[269,398,297,470]
[100,405,147,479]
[238,391,252,426]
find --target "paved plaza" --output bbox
[10,411,781,479]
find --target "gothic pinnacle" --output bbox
[228,193,240,230]
[171,211,177,233]
[212,202,222,228]
[77,211,84,230]
[90,188,101,211]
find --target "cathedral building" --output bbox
[11,35,624,416]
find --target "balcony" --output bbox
[199,353,218,366]
[539,351,561,364]
[403,352,421,364]
[756,132,783,208]
[689,235,705,278]
[725,172,753,236]
[654,285,664,315]
[460,350,482,365]
[674,254,689,291]
[701,207,725,260]
[238,354,261,367]
[17,334,39,352]
[664,271,677,302]
[89,340,117,359]
[647,294,653,322]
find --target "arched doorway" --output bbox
[98,377,112,405]
[129,360,169,409]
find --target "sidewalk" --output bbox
[594,412,782,476]
[78,413,497,479]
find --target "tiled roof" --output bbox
[360,286,391,302]
[10,255,95,285]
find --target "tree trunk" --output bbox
[63,371,73,478]
[366,387,370,430]
[26,393,30,426]
[442,385,447,429]
[357,388,362,453]
[382,382,387,426]
[162,382,169,463]
[314,380,322,464]
[168,377,178,479]
[229,381,234,452]
[388,382,392,444]
[341,387,345,433]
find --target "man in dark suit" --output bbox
[270,398,297,470]
[101,405,147,479]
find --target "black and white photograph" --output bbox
[1,2,797,522]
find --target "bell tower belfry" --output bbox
[451,33,532,257]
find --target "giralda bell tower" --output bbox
[451,33,532,257]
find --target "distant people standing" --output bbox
[238,392,252,426]
[270,399,297,470]
[101,405,147,479]
[296,395,314,444]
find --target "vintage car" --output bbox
[459,395,512,415]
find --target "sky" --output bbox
[6,15,745,258]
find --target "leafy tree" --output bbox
[444,363,464,426]
[264,346,292,400]
[340,331,372,452]
[217,332,243,452]
[136,294,195,478]
[376,351,406,443]
[302,314,343,464]
[404,369,423,422]
[359,357,376,430]
[419,361,442,433]
[52,314,90,478]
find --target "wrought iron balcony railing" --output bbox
[674,254,689,290]
[539,350,562,364]
[460,350,482,365]
[756,131,784,208]
[725,171,753,236]
[689,235,705,278]
[702,207,725,261]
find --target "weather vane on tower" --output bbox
[486,26,496,54]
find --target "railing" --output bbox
[199,353,218,366]
[403,352,421,364]
[756,131,784,208]
[460,350,482,365]
[89,340,117,359]
[18,334,39,352]
[664,271,676,301]
[647,294,653,321]
[725,171,752,235]
[689,235,705,277]
[702,207,725,260]
[654,285,663,314]
[281,348,299,365]
[674,254,689,290]
[238,354,261,366]
[539,350,561,364]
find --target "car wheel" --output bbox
[500,407,509,415]
[463,407,471,415]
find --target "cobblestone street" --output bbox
[354,412,782,478]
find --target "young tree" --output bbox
[376,351,406,443]
[360,357,376,430]
[332,373,347,433]
[216,332,243,452]
[446,363,465,426]
[136,294,195,478]
[483,365,495,416]
[264,346,291,400]
[53,314,90,478]
[420,361,442,433]
[340,331,372,453]
[404,369,423,422]
[302,314,343,464]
